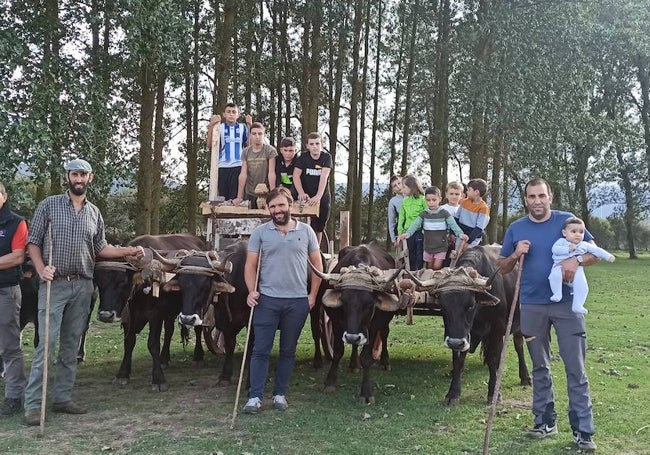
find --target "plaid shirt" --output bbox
[27,192,108,279]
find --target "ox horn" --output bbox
[380,267,404,290]
[308,260,341,283]
[150,248,183,271]
[211,259,233,274]
[485,267,501,288]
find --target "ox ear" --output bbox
[476,291,500,306]
[375,293,399,312]
[162,279,181,293]
[322,289,342,308]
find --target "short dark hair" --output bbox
[467,178,488,197]
[265,187,293,206]
[306,132,321,141]
[224,102,238,110]
[424,186,441,197]
[524,178,553,197]
[563,217,585,229]
[280,137,296,148]
[390,175,401,184]
[250,122,265,133]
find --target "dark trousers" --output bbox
[249,294,310,399]
[218,166,241,201]
[407,231,424,270]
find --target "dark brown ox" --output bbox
[94,234,210,391]
[311,244,402,404]
[400,245,531,405]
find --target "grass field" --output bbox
[1,253,648,454]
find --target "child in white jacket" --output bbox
[549,217,615,314]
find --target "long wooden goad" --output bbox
[40,223,53,434]
[482,255,524,455]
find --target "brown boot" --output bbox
[52,401,87,414]
[24,409,41,426]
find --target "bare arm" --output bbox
[293,167,308,202]
[267,156,276,189]
[233,161,249,204]
[27,243,54,281]
[0,249,25,270]
[497,240,530,274]
[309,167,331,205]
[97,245,145,260]
[308,250,323,309]
[244,250,260,307]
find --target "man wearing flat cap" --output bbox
[23,158,145,426]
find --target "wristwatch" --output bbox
[576,255,584,265]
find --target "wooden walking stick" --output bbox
[40,223,53,434]
[482,255,525,455]
[230,249,262,429]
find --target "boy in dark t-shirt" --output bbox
[275,137,298,199]
[293,132,332,245]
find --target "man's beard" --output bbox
[272,210,290,226]
[68,180,88,196]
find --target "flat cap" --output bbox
[64,158,93,173]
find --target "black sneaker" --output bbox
[0,398,22,417]
[573,431,597,451]
[527,422,558,438]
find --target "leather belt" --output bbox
[54,274,84,281]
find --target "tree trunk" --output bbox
[348,0,364,244]
[429,0,450,188]
[151,74,165,235]
[135,64,155,235]
[187,0,200,235]
[636,56,650,184]
[487,129,502,243]
[400,0,419,175]
[388,2,406,177]
[368,0,382,241]
[216,0,236,112]
[45,0,62,197]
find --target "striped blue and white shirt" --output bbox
[219,122,249,168]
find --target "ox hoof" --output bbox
[359,396,375,405]
[350,367,360,374]
[151,382,169,392]
[114,377,130,387]
[487,393,502,404]
[444,396,460,406]
[382,364,391,371]
[521,377,532,387]
[324,385,336,393]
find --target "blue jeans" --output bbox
[407,231,424,270]
[24,279,94,411]
[249,294,310,400]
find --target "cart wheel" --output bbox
[203,325,226,355]
[319,306,334,361]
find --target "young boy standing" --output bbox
[398,186,468,270]
[293,132,332,245]
[387,175,404,245]
[233,122,277,208]
[206,103,252,200]
[455,178,490,249]
[441,181,464,217]
[275,137,298,199]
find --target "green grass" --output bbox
[1,253,648,454]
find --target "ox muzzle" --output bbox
[343,332,368,346]
[444,336,470,352]
[178,313,203,327]
[98,310,118,323]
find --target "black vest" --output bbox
[0,203,24,288]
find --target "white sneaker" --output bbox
[272,395,288,411]
[243,397,262,414]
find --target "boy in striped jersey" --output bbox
[455,178,490,250]
[206,103,252,201]
[398,186,468,270]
